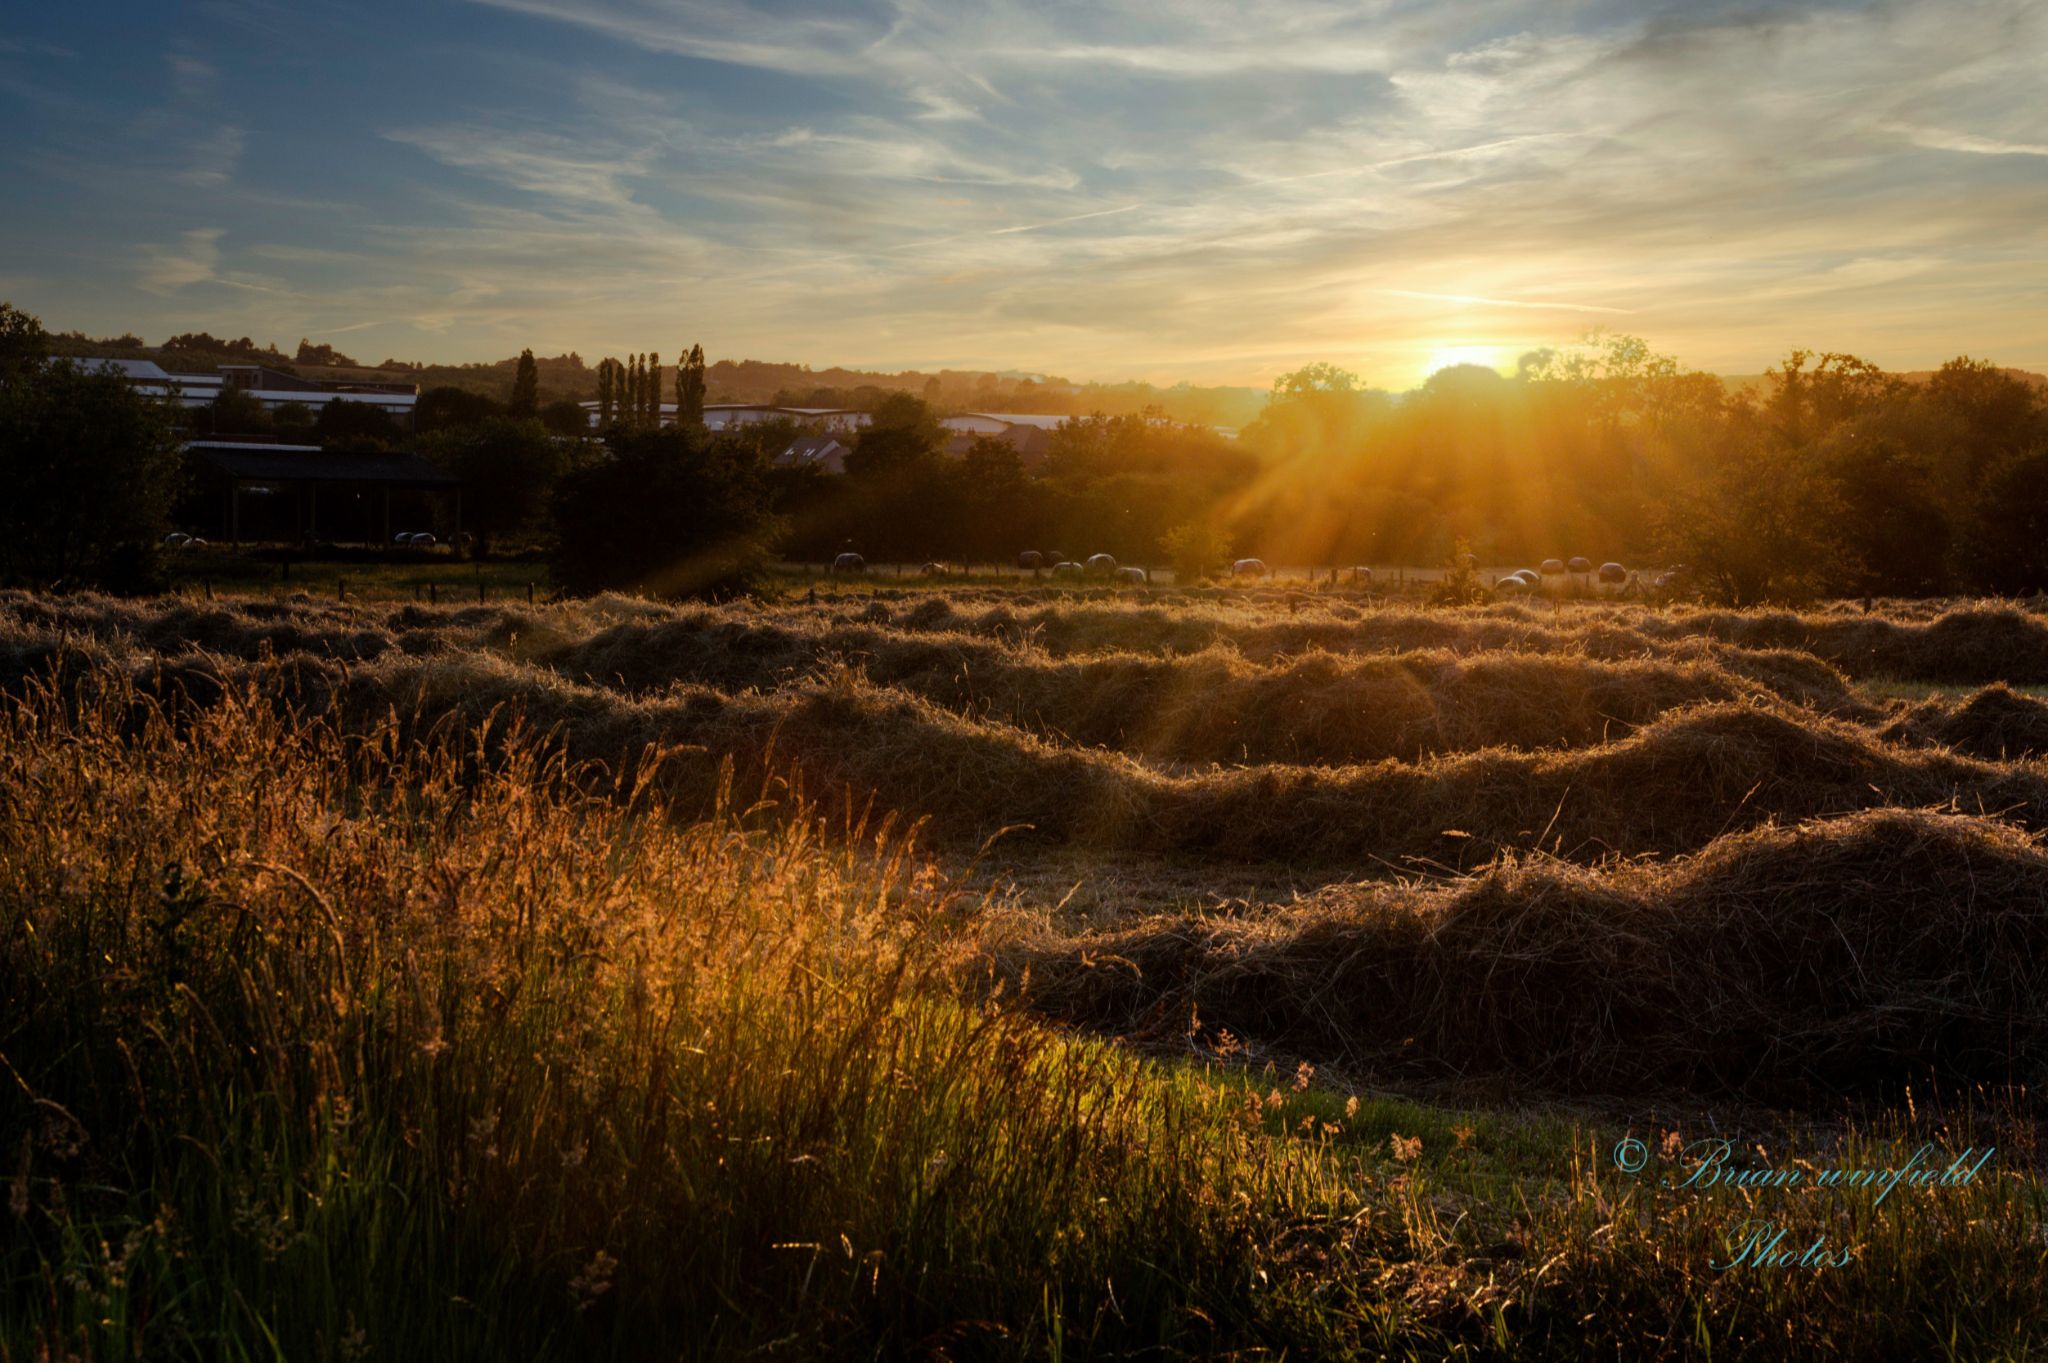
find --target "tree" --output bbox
[678,343,706,428]
[541,398,590,436]
[421,416,567,554]
[510,348,540,417]
[1655,441,1855,605]
[1160,520,1231,582]
[0,353,184,589]
[645,352,662,427]
[1960,447,2048,594]
[294,338,360,368]
[315,399,400,450]
[552,427,781,598]
[845,393,943,478]
[0,301,48,380]
[198,385,271,437]
[416,385,503,434]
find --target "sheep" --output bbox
[411,533,438,548]
[1114,565,1149,584]
[1566,555,1592,575]
[1052,561,1086,578]
[1539,558,1565,576]
[1349,566,1373,585]
[1231,558,1269,578]
[1494,574,1529,594]
[161,532,192,549]
[1597,561,1627,585]
[1016,550,1044,571]
[832,552,867,574]
[1085,552,1119,575]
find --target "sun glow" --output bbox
[1422,344,1511,377]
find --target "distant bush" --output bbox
[0,348,183,590]
[551,428,782,599]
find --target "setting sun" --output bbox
[1422,345,1512,378]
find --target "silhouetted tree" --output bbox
[510,348,539,417]
[552,427,781,598]
[314,399,399,450]
[542,398,589,436]
[678,343,706,428]
[0,302,49,380]
[421,416,567,554]
[0,348,183,589]
[416,385,502,433]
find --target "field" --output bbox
[3,584,2047,1360]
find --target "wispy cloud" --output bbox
[10,0,2046,383]
[138,227,225,293]
[1887,123,2048,157]
[1377,289,1632,316]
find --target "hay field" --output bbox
[3,585,2046,1360]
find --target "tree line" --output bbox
[4,299,2046,603]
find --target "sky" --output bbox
[2,0,2044,390]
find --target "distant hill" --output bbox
[43,329,1269,426]
[42,322,2039,429]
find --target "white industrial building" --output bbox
[577,401,873,431]
[58,356,418,425]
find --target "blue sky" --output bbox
[3,0,2044,387]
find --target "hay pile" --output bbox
[1000,808,2048,1105]
[551,612,1867,763]
[1883,684,2048,762]
[7,618,2042,871]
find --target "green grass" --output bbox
[2,663,2044,1360]
[159,549,550,603]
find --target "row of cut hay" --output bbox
[993,807,2048,1106]
[1,593,1873,763]
[0,587,672,665]
[1882,683,2048,762]
[549,614,1871,764]
[9,628,2042,872]
[855,595,2048,683]
[21,588,2048,684]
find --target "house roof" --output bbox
[773,434,849,471]
[963,412,1069,430]
[53,356,172,381]
[186,443,457,487]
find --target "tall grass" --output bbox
[3,649,2045,1359]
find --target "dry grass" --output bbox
[4,593,2048,1360]
[997,807,2048,1106]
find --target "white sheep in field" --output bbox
[1052,561,1085,578]
[1085,553,1118,575]
[1231,558,1269,578]
[1114,565,1149,584]
[1598,561,1627,585]
[1017,550,1044,570]
[832,552,867,574]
